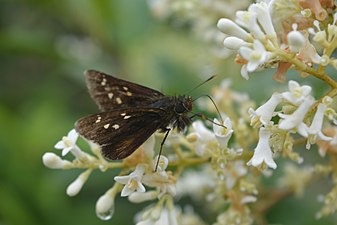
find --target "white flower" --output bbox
[213,117,233,148]
[302,103,332,149]
[54,129,78,156]
[190,121,216,156]
[96,190,115,220]
[240,64,249,80]
[66,169,92,196]
[223,36,250,50]
[328,23,337,44]
[192,121,215,141]
[248,2,276,37]
[42,152,71,169]
[322,96,336,125]
[128,190,158,203]
[114,164,146,197]
[287,24,306,53]
[155,208,178,225]
[279,96,315,131]
[239,40,271,72]
[153,155,169,172]
[249,92,282,127]
[247,127,277,169]
[236,10,264,38]
[143,169,176,198]
[281,80,312,105]
[136,207,178,225]
[217,18,252,41]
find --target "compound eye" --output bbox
[175,102,186,114]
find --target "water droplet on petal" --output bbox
[96,205,114,221]
[96,194,115,220]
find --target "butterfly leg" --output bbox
[154,128,171,172]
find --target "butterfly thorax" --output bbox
[150,95,193,133]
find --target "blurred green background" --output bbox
[1,1,336,225]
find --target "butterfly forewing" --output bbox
[75,108,165,160]
[85,70,164,111]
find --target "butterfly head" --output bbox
[175,95,193,115]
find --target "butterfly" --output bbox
[75,70,196,162]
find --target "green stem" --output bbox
[275,49,337,88]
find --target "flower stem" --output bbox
[276,50,337,88]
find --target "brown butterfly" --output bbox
[75,70,195,161]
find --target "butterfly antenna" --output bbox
[193,94,224,124]
[186,75,217,94]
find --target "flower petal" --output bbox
[68,129,79,142]
[54,141,65,149]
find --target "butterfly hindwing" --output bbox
[84,70,164,111]
[75,108,165,160]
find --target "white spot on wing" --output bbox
[112,124,119,130]
[123,86,128,91]
[116,97,122,104]
[108,93,114,99]
[101,78,107,86]
[120,113,126,116]
[104,124,110,129]
[95,116,102,123]
[124,115,131,119]
[126,91,132,96]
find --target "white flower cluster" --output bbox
[217,0,337,81]
[217,1,277,79]
[43,77,337,223]
[43,129,180,222]
[187,116,233,156]
[43,104,243,224]
[43,0,337,224]
[248,80,335,169]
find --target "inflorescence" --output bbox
[43,0,337,224]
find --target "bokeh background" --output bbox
[1,1,336,225]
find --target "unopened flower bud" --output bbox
[96,191,115,220]
[217,18,252,41]
[287,24,305,53]
[42,152,71,169]
[223,37,249,50]
[66,169,92,196]
[128,191,158,203]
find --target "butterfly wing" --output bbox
[84,70,164,111]
[75,108,166,160]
